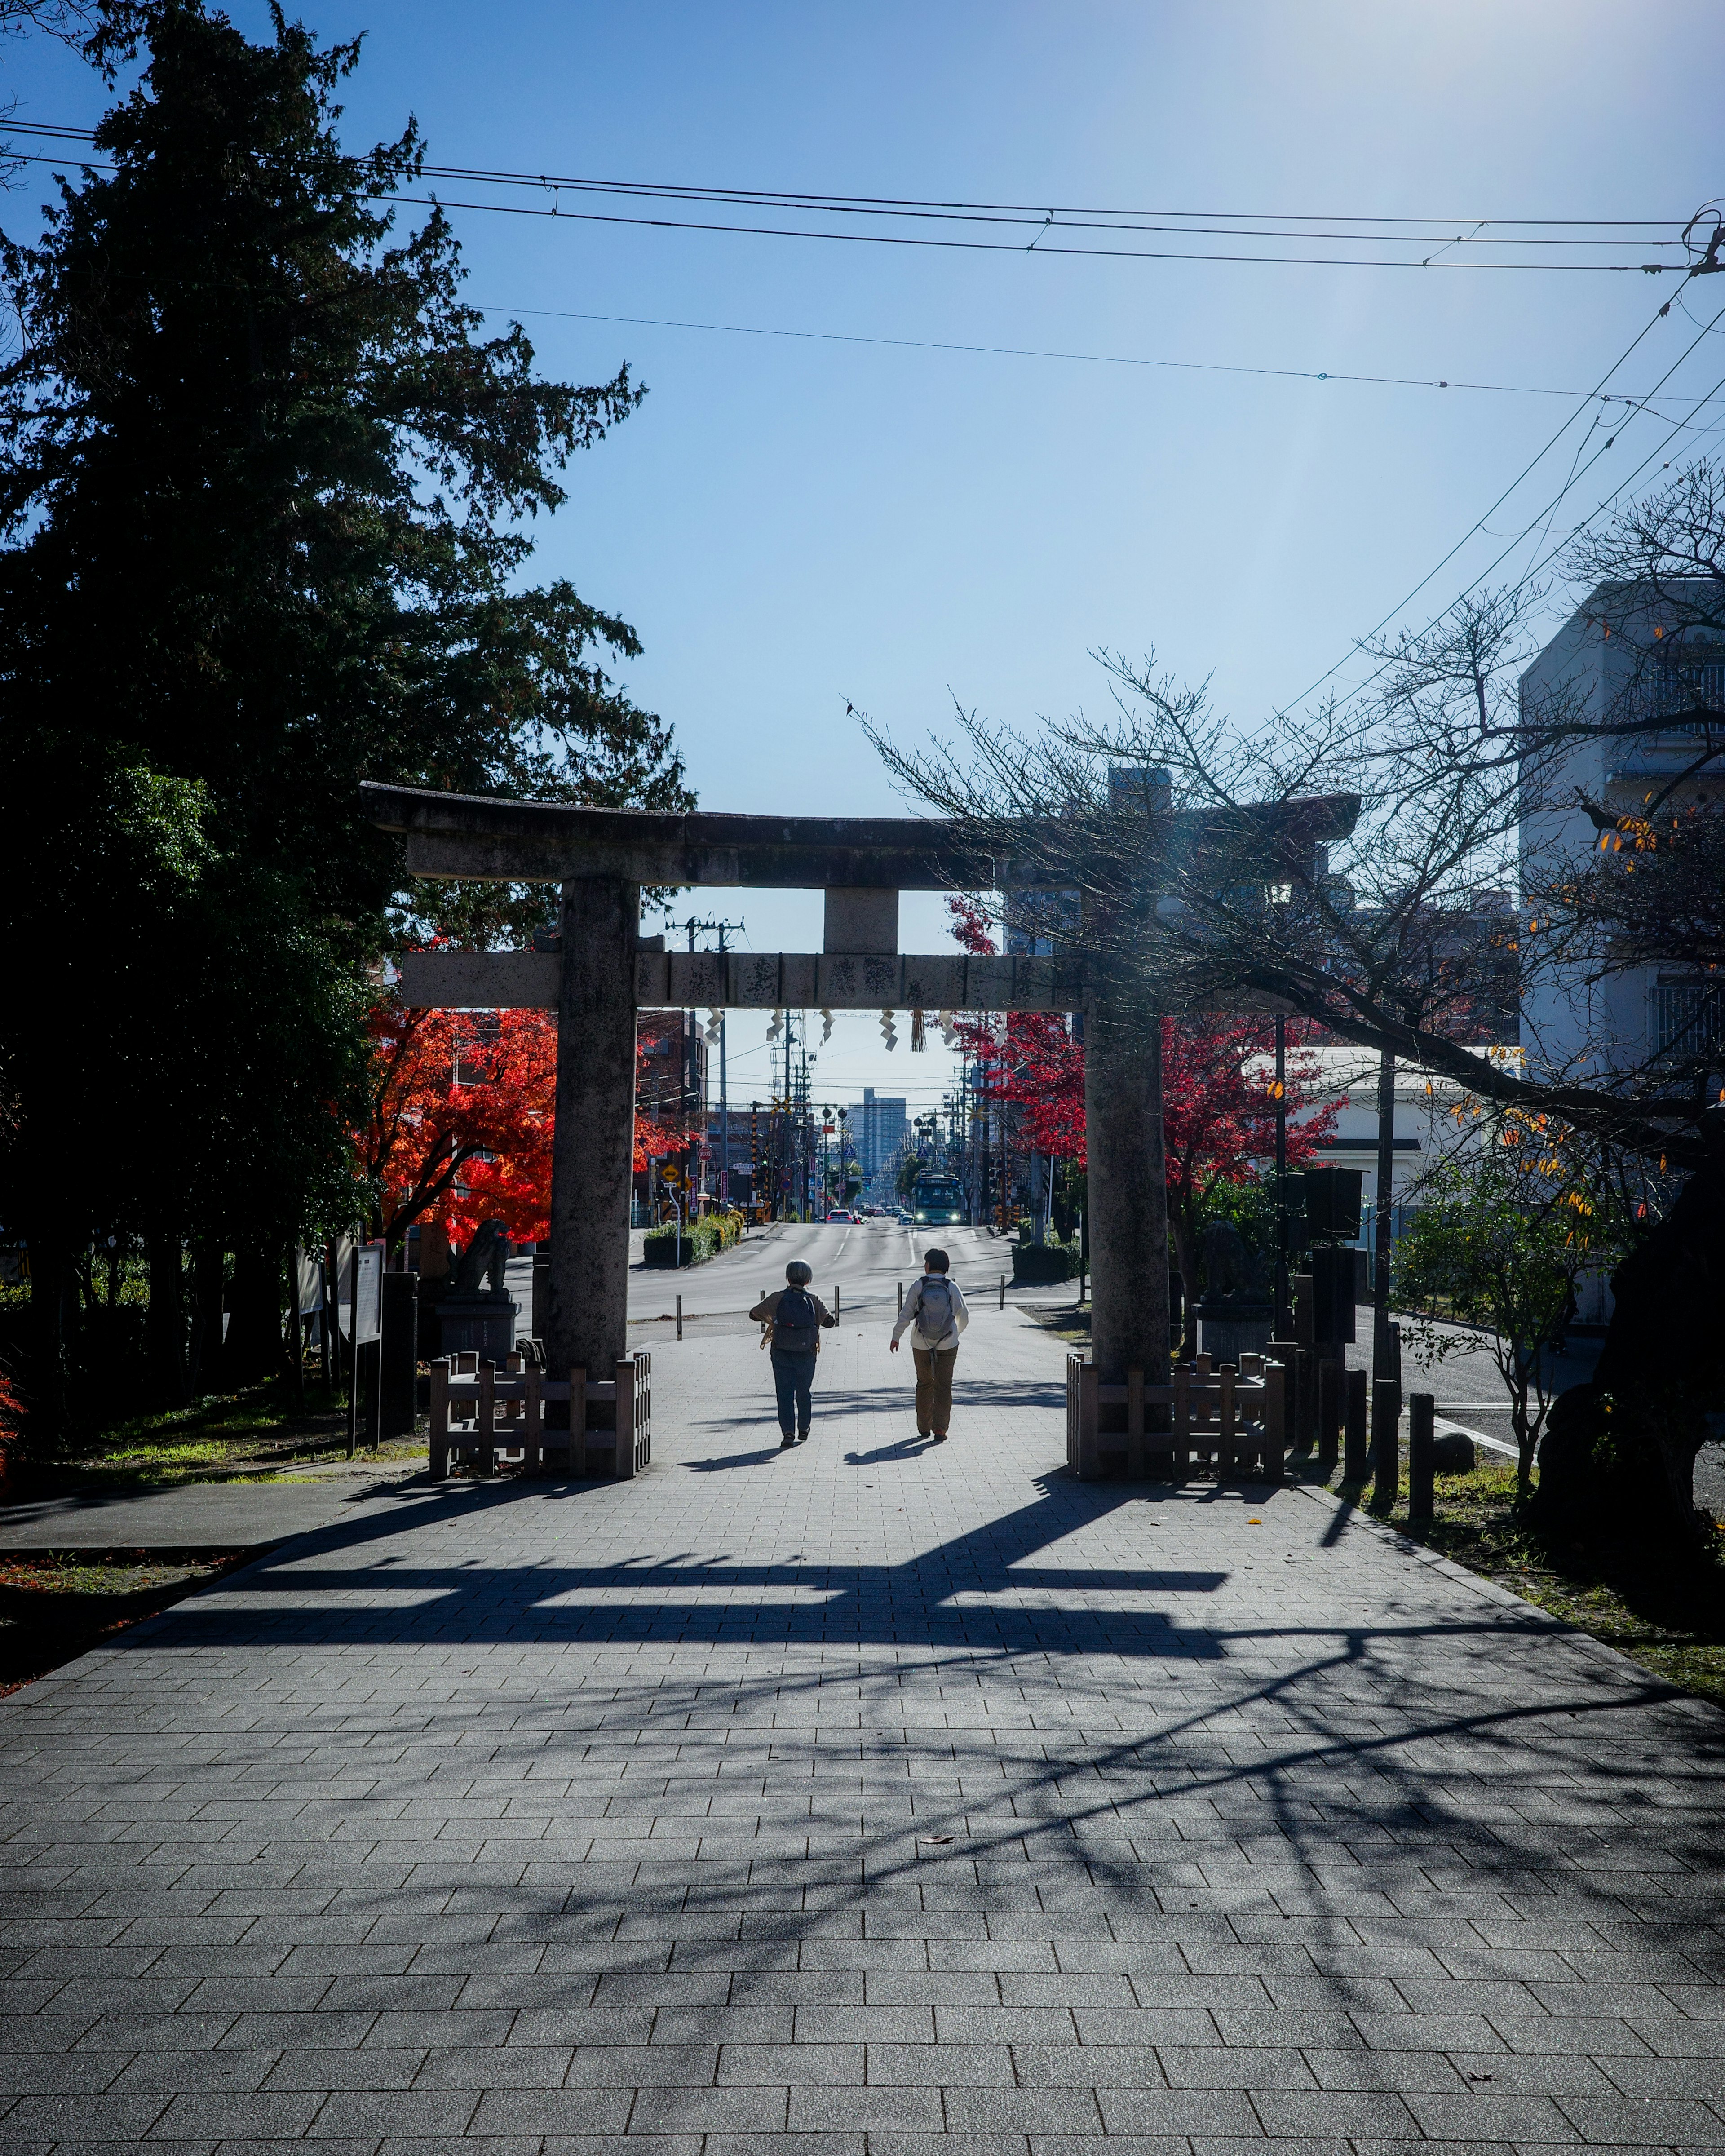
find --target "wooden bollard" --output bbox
[1172,1364,1191,1481]
[1371,1378,1400,1510]
[478,1361,495,1476]
[1218,1365,1237,1480]
[1344,1366,1369,1483]
[570,1365,588,1474]
[835,1283,841,1322]
[1408,1391,1436,1524]
[676,1293,682,1341]
[429,1359,450,1481]
[524,1366,543,1473]
[1269,1338,1300,1451]
[1262,1361,1287,1483]
[999,1274,1005,1310]
[1126,1366,1146,1480]
[1317,1356,1341,1472]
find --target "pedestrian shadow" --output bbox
[684,1443,795,1472]
[694,1379,1066,1432]
[843,1435,942,1464]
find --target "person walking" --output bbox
[749,1260,838,1447]
[890,1247,969,1441]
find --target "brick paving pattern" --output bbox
[2,1305,1723,2152]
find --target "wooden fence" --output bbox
[1065,1350,1286,1483]
[429,1350,652,1480]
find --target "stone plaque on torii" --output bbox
[364,781,1357,1432]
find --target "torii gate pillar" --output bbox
[1084,990,1169,1392]
[546,874,640,1377]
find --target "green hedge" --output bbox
[642,1210,745,1268]
[1011,1238,1080,1285]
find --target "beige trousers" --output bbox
[911,1346,958,1434]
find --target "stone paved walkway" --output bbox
[3,1307,1724,2152]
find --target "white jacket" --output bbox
[892,1274,970,1352]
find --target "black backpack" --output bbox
[774,1285,819,1353]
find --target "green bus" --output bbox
[911,1172,966,1227]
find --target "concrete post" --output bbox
[1083,993,1169,1391]
[546,875,640,1378]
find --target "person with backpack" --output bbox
[749,1260,838,1447]
[889,1248,969,1441]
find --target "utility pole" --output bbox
[1372,1046,1397,1382]
[1273,1014,1290,1336]
[666,914,745,1207]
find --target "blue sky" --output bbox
[8,1,1724,1109]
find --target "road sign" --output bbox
[659,1163,681,1185]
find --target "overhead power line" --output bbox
[381,190,1685,274]
[1281,291,1725,716]
[480,302,1704,406]
[1,121,1696,231]
[7,120,1711,273]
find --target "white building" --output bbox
[1518,582,1724,1077]
[1267,1046,1481,1245]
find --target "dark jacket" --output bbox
[750,1287,839,1353]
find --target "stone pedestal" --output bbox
[1194,1300,1273,1366]
[437,1293,518,1360]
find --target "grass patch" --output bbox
[1309,1454,1725,1711]
[24,1377,425,1493]
[0,1553,246,1695]
[1022,1301,1092,1346]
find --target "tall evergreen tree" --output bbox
[0,2,690,1427]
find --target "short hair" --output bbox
[923,1248,950,1273]
[785,1260,814,1285]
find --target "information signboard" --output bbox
[336,1243,383,1346]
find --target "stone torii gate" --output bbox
[364,780,1356,1426]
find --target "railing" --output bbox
[1066,1350,1286,1483]
[429,1349,651,1479]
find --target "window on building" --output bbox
[1653,981,1725,1056]
[1654,647,1725,739]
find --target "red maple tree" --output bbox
[943,899,1339,1279]
[359,985,693,1249]
[1161,1013,1339,1314]
[946,898,1087,1166]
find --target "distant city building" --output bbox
[855,1087,907,1180]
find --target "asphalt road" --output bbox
[626,1219,1034,1341]
[1341,1304,1603,1466]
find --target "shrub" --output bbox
[642,1209,747,1267]
[1012,1239,1079,1285]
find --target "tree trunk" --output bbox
[184,1240,225,1399]
[22,1216,72,1454]
[1169,1209,1201,1361]
[284,1245,305,1412]
[222,1239,281,1384]
[145,1223,187,1405]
